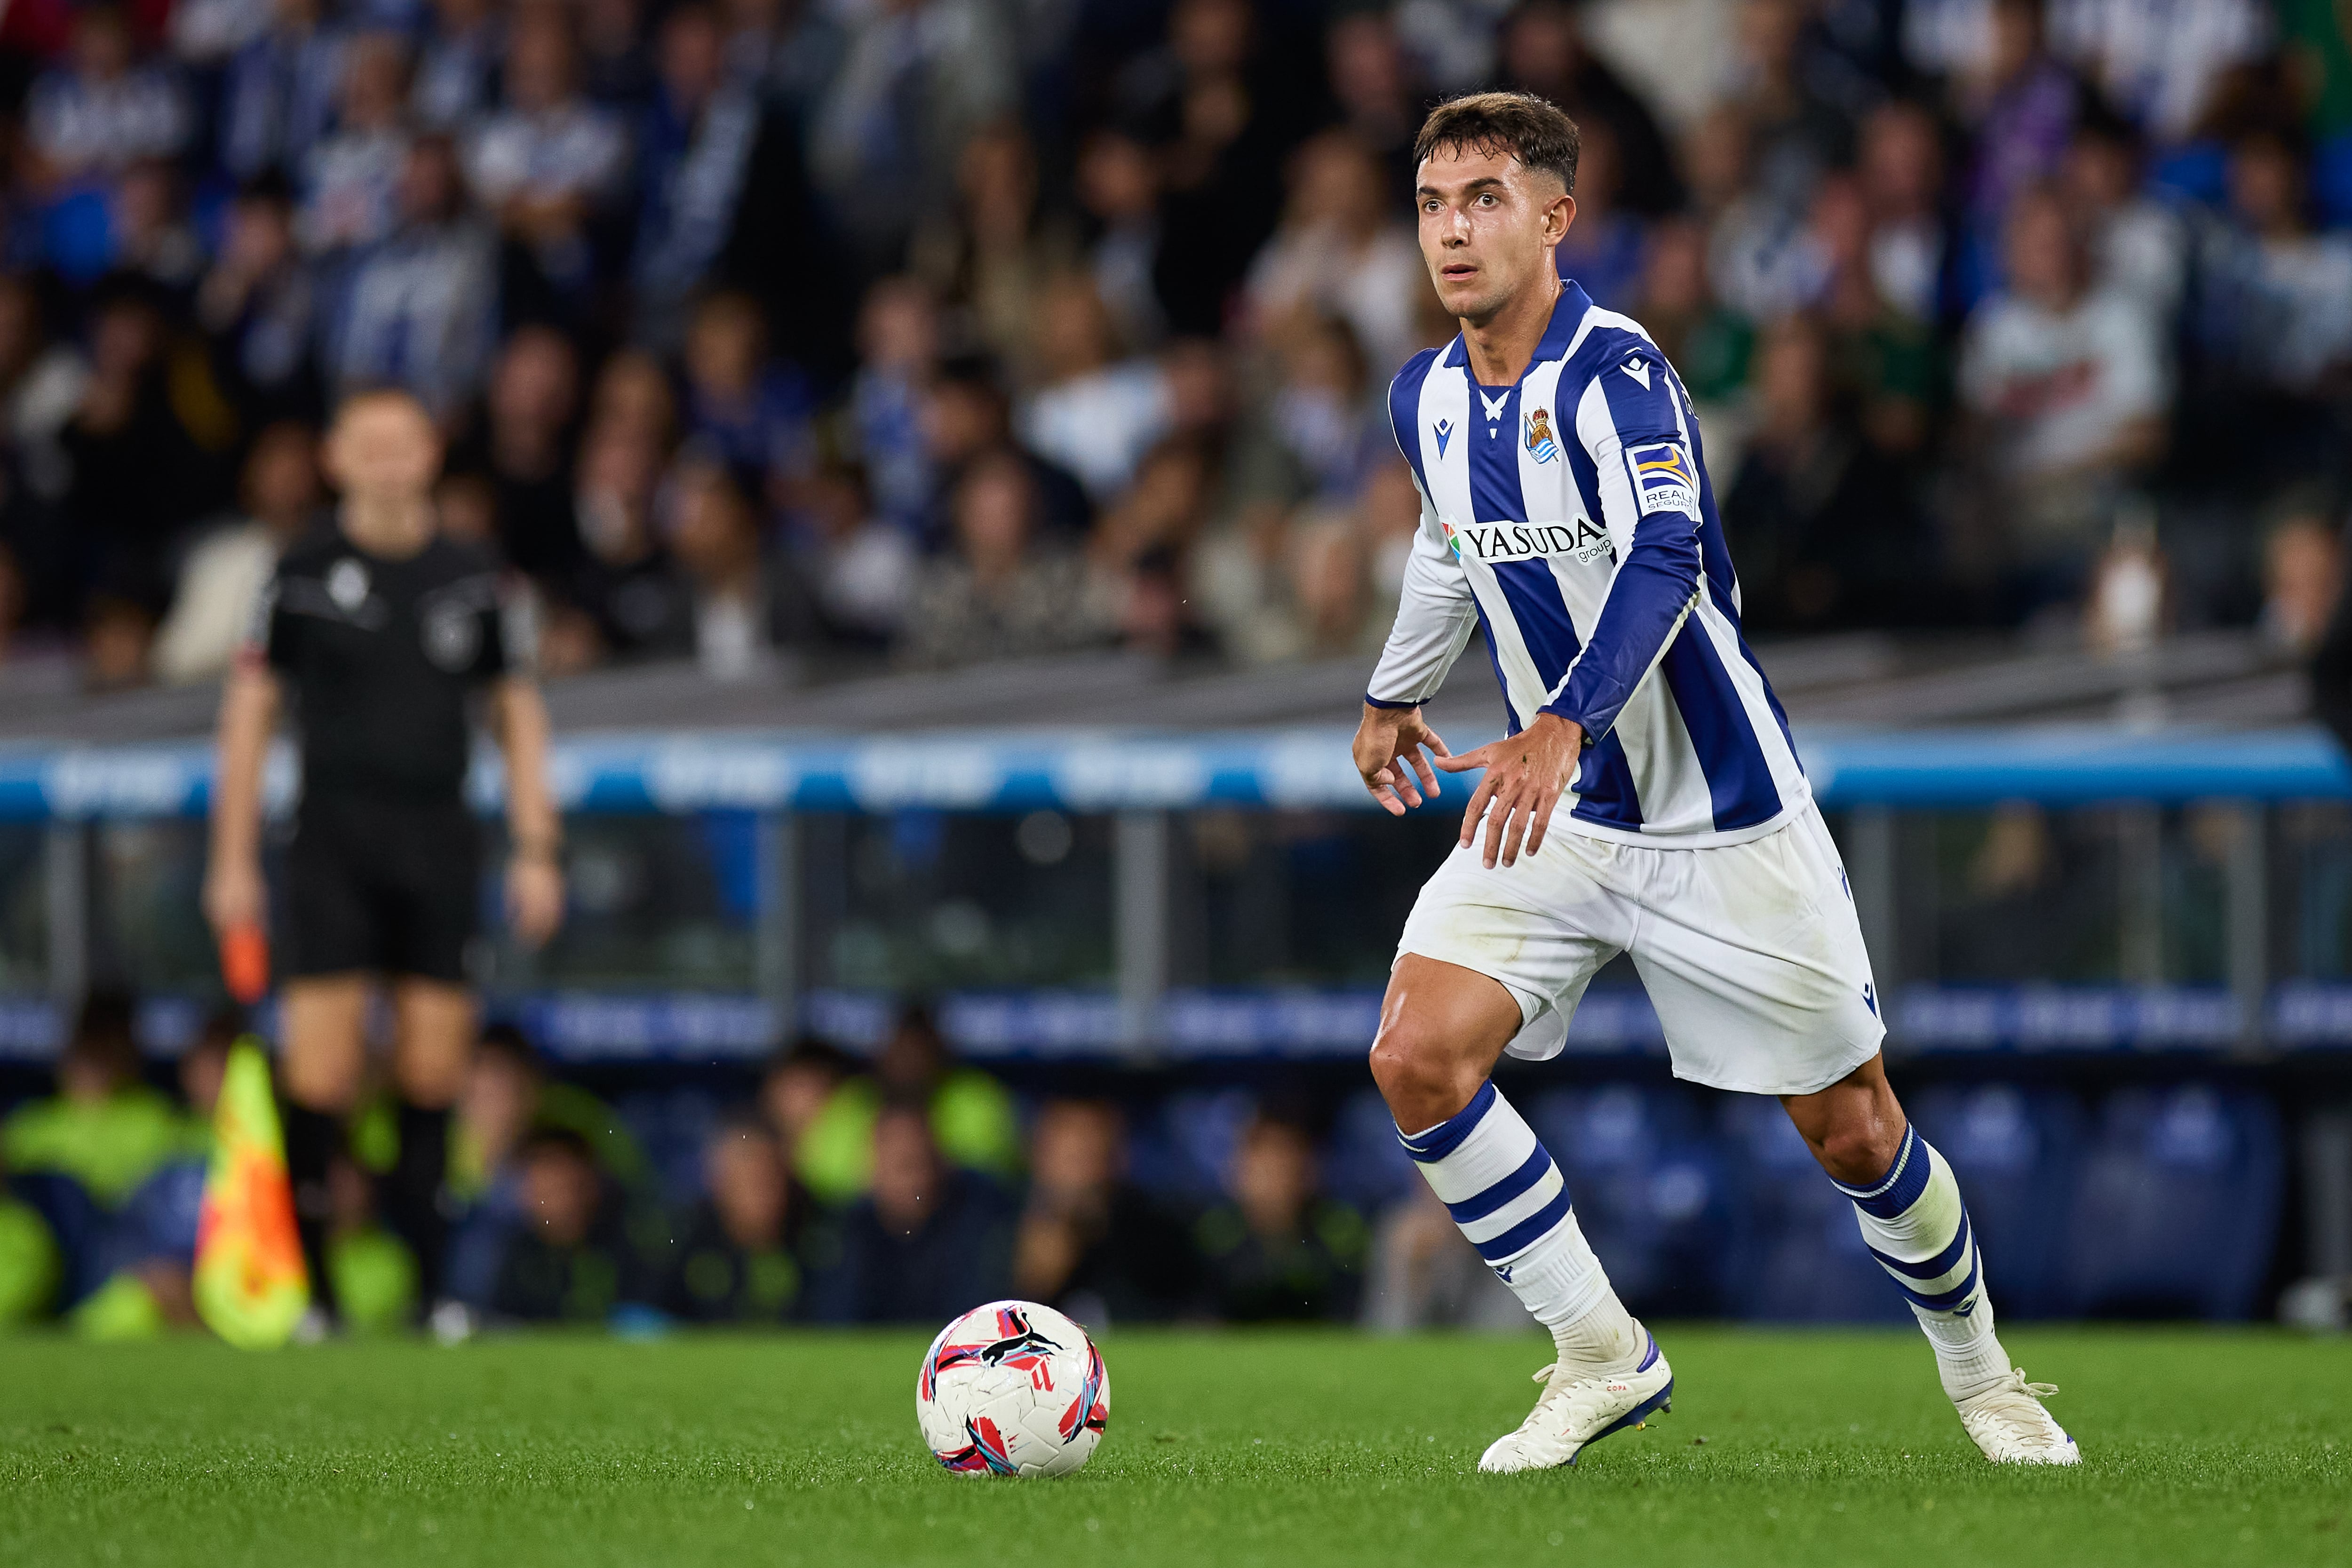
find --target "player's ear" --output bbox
[1549,191,1577,245]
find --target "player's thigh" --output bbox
[390,978,477,1108]
[1393,834,1629,1069]
[1631,810,1884,1097]
[278,974,373,1111]
[1370,954,1527,1126]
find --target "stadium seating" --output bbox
[1527,1085,1739,1320]
[2060,1085,2286,1319]
[1715,1094,1915,1325]
[1907,1085,2085,1318]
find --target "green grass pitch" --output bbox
[3,1328,2347,1567]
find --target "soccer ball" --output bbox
[915,1300,1109,1478]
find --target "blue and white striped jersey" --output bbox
[1367,281,1808,846]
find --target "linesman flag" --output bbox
[193,1040,309,1347]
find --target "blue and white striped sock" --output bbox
[1398,1081,1639,1367]
[1835,1122,2011,1399]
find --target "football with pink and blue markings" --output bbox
[915,1301,1109,1479]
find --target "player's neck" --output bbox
[1458,271,1565,387]
[338,496,436,560]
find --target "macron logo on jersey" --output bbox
[1626,439,1701,519]
[1447,517,1614,567]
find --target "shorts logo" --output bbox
[1626,440,1700,518]
[1447,518,1613,566]
[1523,408,1560,464]
[1433,416,1453,456]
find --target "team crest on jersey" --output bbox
[1625,440,1700,518]
[1523,408,1560,464]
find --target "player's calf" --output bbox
[1792,1075,2080,1466]
[1391,1075,1666,1470]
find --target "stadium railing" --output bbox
[3,723,2352,1066]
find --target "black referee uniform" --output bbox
[259,524,521,1313]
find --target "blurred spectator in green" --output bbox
[453,1024,646,1200]
[788,1006,1020,1203]
[659,1115,808,1322]
[804,1098,1012,1323]
[0,1187,58,1328]
[326,1155,417,1335]
[757,1035,857,1200]
[446,1024,645,1314]
[3,991,190,1208]
[1011,1097,1198,1326]
[490,1128,648,1324]
[73,1014,237,1340]
[1195,1112,1366,1322]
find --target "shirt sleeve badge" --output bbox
[1625,439,1701,518]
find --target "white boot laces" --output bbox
[1965,1369,2067,1452]
[1515,1361,1618,1431]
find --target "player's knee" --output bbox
[1368,1020,1474,1127]
[1815,1121,1902,1187]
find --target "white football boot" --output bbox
[1955,1369,2080,1465]
[1477,1327,1673,1473]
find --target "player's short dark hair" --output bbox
[1413,91,1581,194]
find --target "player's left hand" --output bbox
[506,853,565,948]
[1436,713,1585,868]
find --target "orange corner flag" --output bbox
[193,1040,310,1348]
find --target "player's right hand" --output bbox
[202,854,267,938]
[1353,704,1451,817]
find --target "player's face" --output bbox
[326,398,443,502]
[1416,143,1573,325]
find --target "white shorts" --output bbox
[1395,801,1885,1096]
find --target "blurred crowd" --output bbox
[0,987,2288,1335]
[0,0,2350,691]
[0,995,1404,1332]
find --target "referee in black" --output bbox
[204,388,564,1332]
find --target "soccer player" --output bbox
[204,389,564,1333]
[1352,95,2077,1470]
